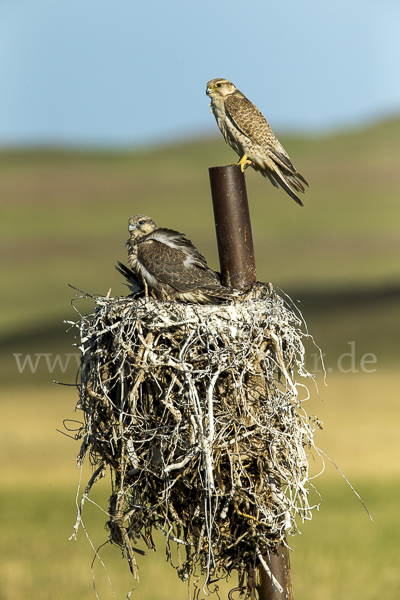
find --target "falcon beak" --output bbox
[128,224,135,232]
[206,86,212,95]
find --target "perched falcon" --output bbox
[122,214,235,304]
[206,78,308,206]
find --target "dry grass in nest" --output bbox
[67,283,323,590]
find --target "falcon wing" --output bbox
[148,228,210,270]
[225,94,309,190]
[137,232,219,293]
[224,94,274,146]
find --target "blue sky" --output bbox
[0,0,399,147]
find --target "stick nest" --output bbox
[69,283,322,586]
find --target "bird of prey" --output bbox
[122,214,235,304]
[206,78,308,206]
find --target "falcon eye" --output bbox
[137,220,146,226]
[216,83,222,88]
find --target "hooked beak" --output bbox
[128,223,135,232]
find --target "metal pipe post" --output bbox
[208,164,294,600]
[257,543,294,600]
[209,164,256,289]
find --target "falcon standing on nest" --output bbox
[206,78,308,206]
[118,214,235,304]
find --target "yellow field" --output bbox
[1,369,399,599]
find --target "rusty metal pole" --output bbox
[256,544,294,600]
[208,163,294,600]
[209,164,256,289]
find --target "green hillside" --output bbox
[1,116,400,337]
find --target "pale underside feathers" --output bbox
[206,78,308,206]
[120,214,236,304]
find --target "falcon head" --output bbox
[206,78,237,99]
[128,214,157,240]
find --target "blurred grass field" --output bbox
[1,117,400,599]
[1,373,400,600]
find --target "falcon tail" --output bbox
[115,261,144,294]
[266,149,309,206]
[275,173,306,206]
[266,166,309,206]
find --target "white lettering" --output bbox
[337,341,359,373]
[360,353,377,373]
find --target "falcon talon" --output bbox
[206,78,308,206]
[238,154,252,173]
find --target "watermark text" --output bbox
[13,353,80,374]
[310,341,377,374]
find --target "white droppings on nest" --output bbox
[68,284,324,588]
